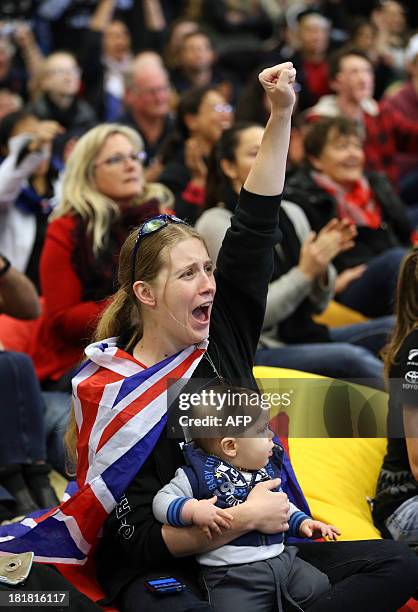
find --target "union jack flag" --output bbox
[0,337,208,565]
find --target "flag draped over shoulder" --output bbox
[0,337,207,565]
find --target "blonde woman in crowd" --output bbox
[31,123,173,391]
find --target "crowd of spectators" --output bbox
[0,0,418,580]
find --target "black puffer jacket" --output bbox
[284,167,412,272]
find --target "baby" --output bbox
[153,386,340,612]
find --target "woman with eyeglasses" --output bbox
[159,84,233,224]
[62,65,418,612]
[29,123,173,394]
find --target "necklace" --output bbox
[203,351,223,380]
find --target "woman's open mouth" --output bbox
[192,302,211,324]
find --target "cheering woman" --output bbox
[63,64,418,612]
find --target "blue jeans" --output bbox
[329,316,394,355]
[0,351,72,476]
[385,496,418,546]
[0,351,46,465]
[255,317,390,389]
[405,205,418,228]
[400,167,418,206]
[42,391,72,476]
[256,344,383,389]
[337,247,407,317]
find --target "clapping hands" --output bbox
[299,218,356,280]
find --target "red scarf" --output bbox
[312,171,382,229]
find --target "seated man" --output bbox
[120,52,174,181]
[307,48,418,194]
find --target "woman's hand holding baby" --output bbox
[247,478,290,534]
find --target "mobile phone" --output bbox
[0,552,34,586]
[144,577,186,594]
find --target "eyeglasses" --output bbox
[212,103,233,114]
[47,67,81,77]
[94,151,147,168]
[134,84,171,97]
[131,214,187,284]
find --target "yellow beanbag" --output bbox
[253,366,388,541]
[289,438,387,540]
[314,300,367,328]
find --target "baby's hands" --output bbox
[187,497,233,539]
[299,519,341,541]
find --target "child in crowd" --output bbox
[153,386,340,612]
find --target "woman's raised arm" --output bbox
[244,63,296,197]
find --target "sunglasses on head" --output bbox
[131,214,187,284]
